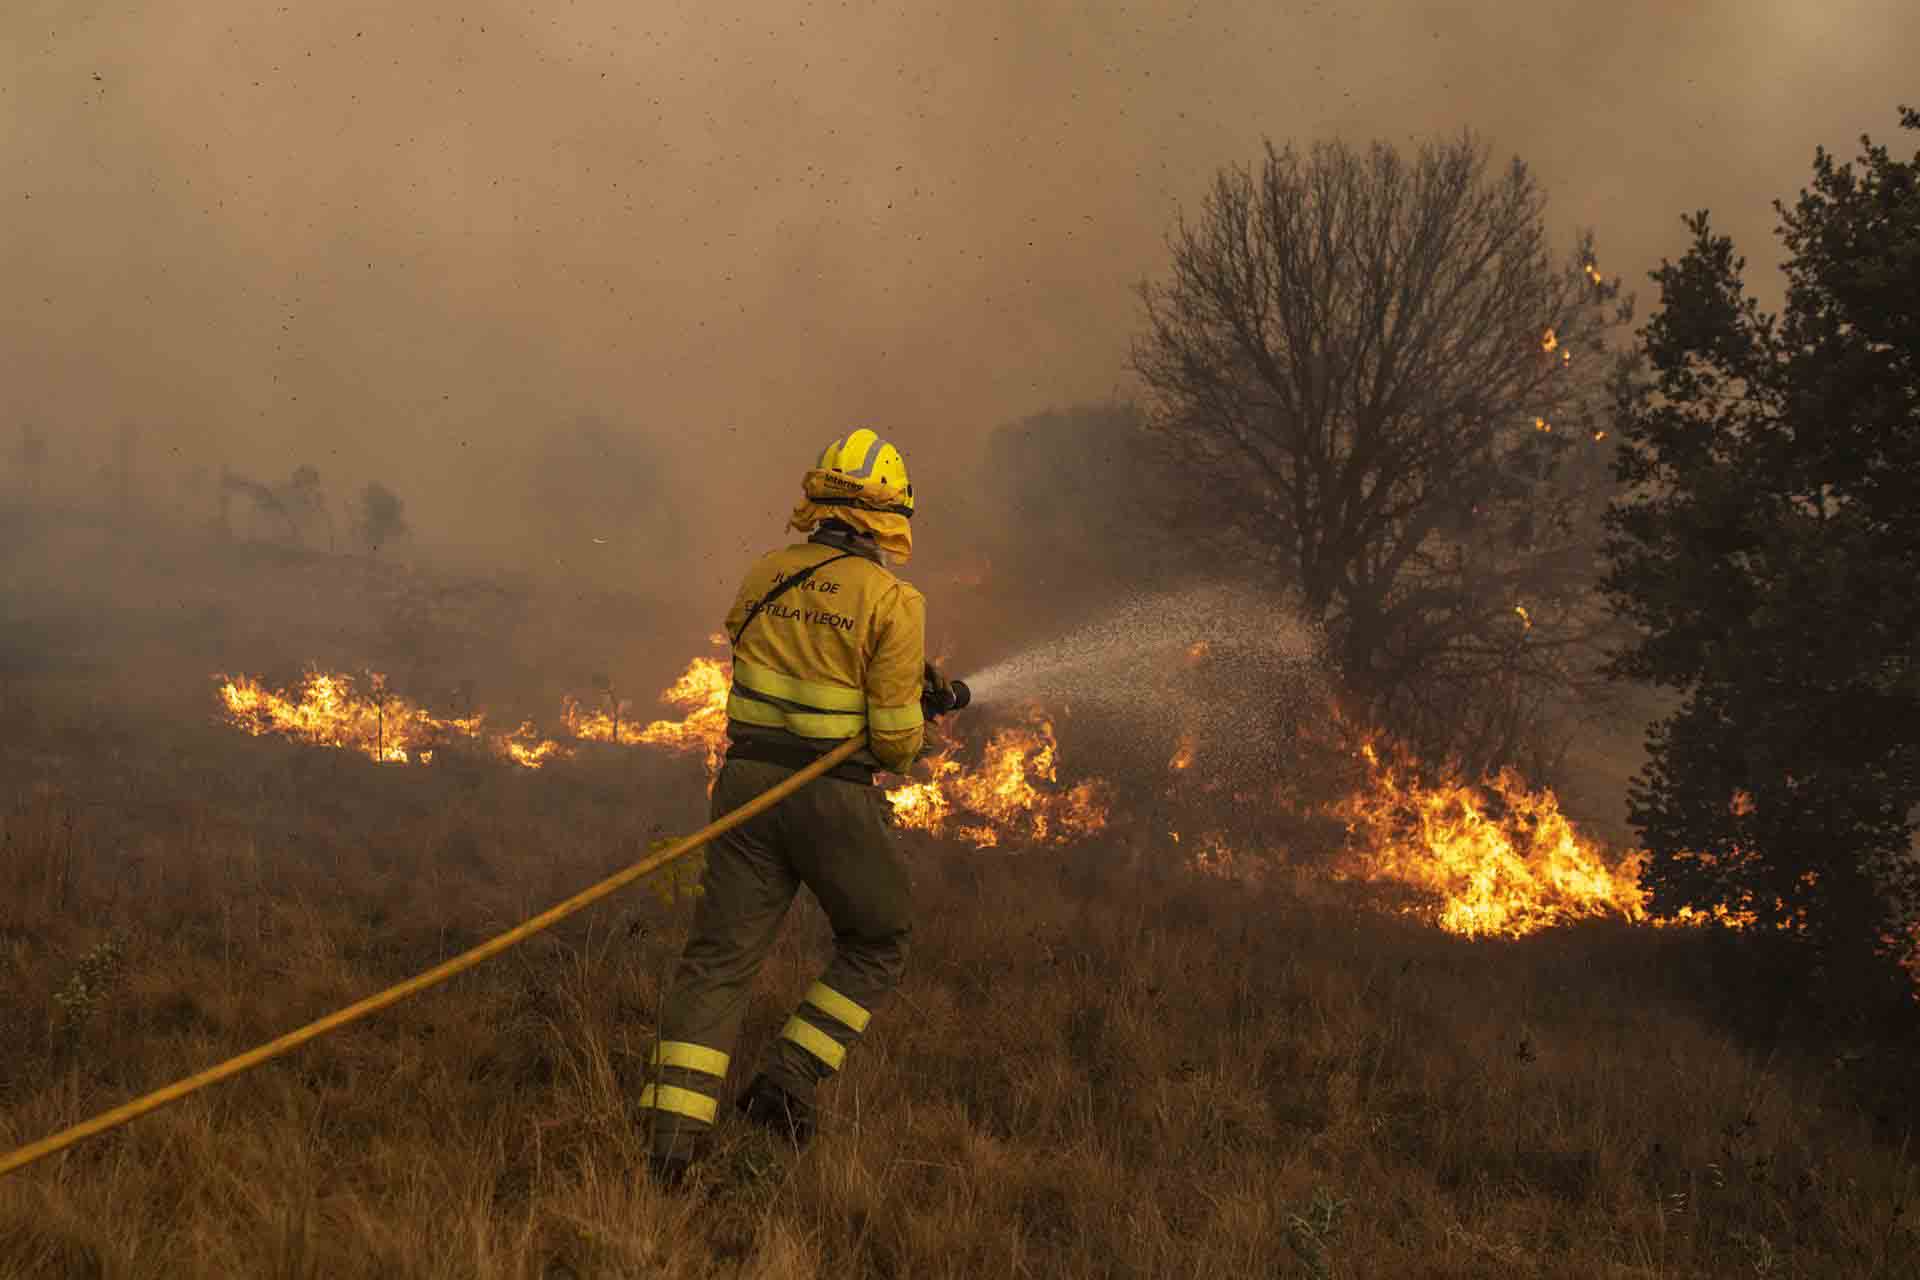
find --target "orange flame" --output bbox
[885,717,1109,848]
[215,670,566,768]
[1169,732,1198,771]
[562,640,732,774]
[214,636,735,772]
[1334,737,1658,937]
[218,650,1912,985]
[214,644,1110,850]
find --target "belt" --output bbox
[723,738,878,785]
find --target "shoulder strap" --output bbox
[730,552,859,647]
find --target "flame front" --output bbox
[215,670,557,767]
[214,648,1914,984]
[1334,738,1656,937]
[563,643,731,774]
[214,639,737,774]
[212,643,1113,852]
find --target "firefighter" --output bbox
[641,428,952,1186]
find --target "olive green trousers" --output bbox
[642,758,911,1159]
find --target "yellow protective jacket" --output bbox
[723,537,926,773]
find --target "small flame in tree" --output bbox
[1169,733,1198,772]
[1900,922,1920,987]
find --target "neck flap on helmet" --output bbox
[789,467,912,563]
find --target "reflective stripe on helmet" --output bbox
[840,431,889,479]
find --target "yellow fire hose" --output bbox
[0,735,869,1179]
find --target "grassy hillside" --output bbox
[0,675,1915,1280]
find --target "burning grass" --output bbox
[1333,737,1660,938]
[217,669,568,768]
[212,649,1918,978]
[885,717,1110,849]
[214,649,1115,853]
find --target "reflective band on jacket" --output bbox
[636,1083,718,1124]
[779,1017,846,1070]
[867,701,924,733]
[803,981,872,1033]
[727,692,866,741]
[652,1040,729,1078]
[733,657,867,713]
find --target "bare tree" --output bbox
[286,465,334,551]
[115,422,136,524]
[13,424,47,498]
[219,467,298,543]
[1132,132,1630,769]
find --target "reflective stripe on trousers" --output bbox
[775,980,873,1073]
[642,757,909,1159]
[636,1040,730,1127]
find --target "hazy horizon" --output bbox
[6,0,1915,612]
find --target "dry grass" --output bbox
[1,679,1916,1280]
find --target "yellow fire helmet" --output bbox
[790,427,915,562]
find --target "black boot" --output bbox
[736,1074,816,1148]
[646,1151,695,1189]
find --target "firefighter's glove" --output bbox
[921,661,957,722]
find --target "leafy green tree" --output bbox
[1603,109,1920,978]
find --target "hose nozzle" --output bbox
[921,672,971,720]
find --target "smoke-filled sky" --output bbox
[5,0,1915,595]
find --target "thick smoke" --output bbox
[4,0,1916,712]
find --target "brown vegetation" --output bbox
[1,674,1914,1279]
